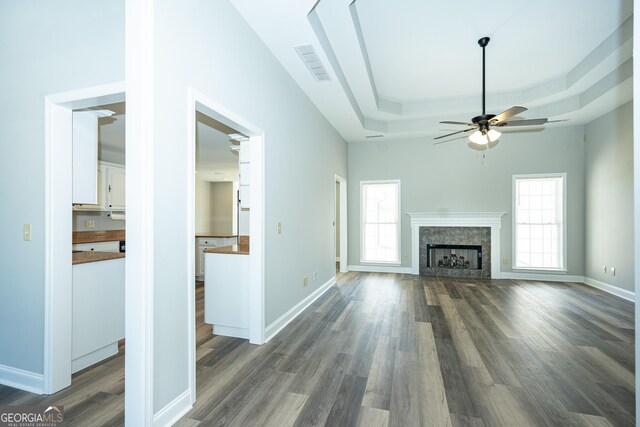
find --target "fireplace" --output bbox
[408,212,505,279]
[427,244,482,270]
[419,227,490,278]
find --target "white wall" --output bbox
[347,127,586,276]
[0,1,124,376]
[585,101,634,292]
[151,0,347,412]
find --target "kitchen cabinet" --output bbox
[72,161,125,212]
[196,237,237,278]
[72,241,120,253]
[72,257,125,373]
[105,164,126,210]
[239,140,250,209]
[204,251,249,338]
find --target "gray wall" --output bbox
[348,126,586,276]
[151,0,347,412]
[0,1,124,375]
[585,101,634,291]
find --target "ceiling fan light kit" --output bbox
[435,36,550,147]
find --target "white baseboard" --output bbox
[0,364,44,394]
[264,276,336,343]
[583,277,635,302]
[348,265,411,274]
[72,342,119,374]
[502,272,635,303]
[500,272,585,282]
[212,325,249,339]
[153,388,192,427]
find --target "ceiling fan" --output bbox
[434,37,549,146]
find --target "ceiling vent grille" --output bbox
[295,44,331,82]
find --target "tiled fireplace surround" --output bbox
[408,212,505,279]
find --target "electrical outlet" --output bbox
[611,267,616,276]
[603,266,607,274]
[313,271,317,281]
[85,220,95,228]
[303,276,309,287]
[277,222,282,234]
[502,256,509,265]
[403,254,409,261]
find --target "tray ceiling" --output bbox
[230,0,633,142]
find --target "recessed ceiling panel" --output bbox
[356,0,633,101]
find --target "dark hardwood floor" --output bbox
[1,273,635,426]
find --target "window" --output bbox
[361,180,400,264]
[513,174,566,270]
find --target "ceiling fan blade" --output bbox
[434,128,475,140]
[491,106,528,124]
[497,118,548,127]
[439,120,474,126]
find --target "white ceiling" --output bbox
[230,0,633,142]
[93,104,241,182]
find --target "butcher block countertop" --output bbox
[204,245,250,255]
[73,230,125,244]
[73,251,125,265]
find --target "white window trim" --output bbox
[512,173,568,273]
[360,179,401,265]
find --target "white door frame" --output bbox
[186,88,266,401]
[335,174,348,273]
[44,82,126,394]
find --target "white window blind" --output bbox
[514,175,565,269]
[361,181,400,263]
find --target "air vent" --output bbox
[295,44,331,82]
[365,134,384,139]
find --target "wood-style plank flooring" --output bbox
[1,273,635,426]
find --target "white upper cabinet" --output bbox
[72,112,99,205]
[106,165,126,211]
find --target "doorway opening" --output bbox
[44,82,126,399]
[186,88,265,403]
[335,174,347,274]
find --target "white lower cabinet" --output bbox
[72,258,125,373]
[196,237,237,278]
[72,241,120,253]
[204,252,249,339]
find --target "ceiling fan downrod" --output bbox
[478,37,490,116]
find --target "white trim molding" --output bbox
[501,272,585,283]
[0,365,45,395]
[503,273,635,303]
[348,265,411,274]
[407,212,505,278]
[264,277,336,342]
[152,389,192,427]
[584,277,635,302]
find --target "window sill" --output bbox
[511,267,568,274]
[360,261,401,266]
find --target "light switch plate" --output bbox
[23,224,32,241]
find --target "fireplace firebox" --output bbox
[426,244,482,270]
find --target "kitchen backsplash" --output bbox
[73,211,125,231]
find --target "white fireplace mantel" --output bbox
[407,212,506,278]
